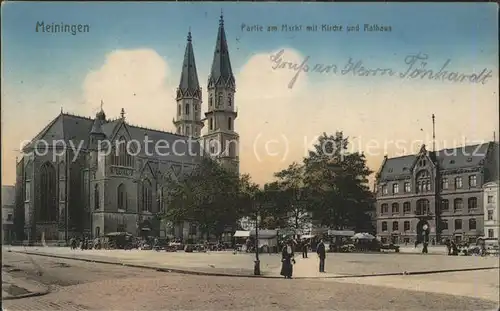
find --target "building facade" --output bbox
[2,185,15,243]
[375,143,499,244]
[483,181,499,240]
[15,15,240,242]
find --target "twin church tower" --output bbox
[173,14,239,173]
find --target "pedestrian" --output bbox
[302,239,309,258]
[316,239,326,272]
[280,240,295,279]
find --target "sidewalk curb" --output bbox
[2,284,51,301]
[10,250,499,280]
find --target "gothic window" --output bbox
[468,218,477,230]
[228,95,232,107]
[142,179,152,212]
[403,202,411,214]
[453,198,463,212]
[209,95,213,107]
[117,183,126,210]
[455,177,463,188]
[209,118,213,130]
[467,197,477,210]
[416,199,429,215]
[218,94,223,107]
[25,181,31,202]
[228,117,232,130]
[441,199,449,211]
[112,137,133,167]
[58,162,65,179]
[185,104,190,115]
[391,203,399,214]
[94,184,100,210]
[38,162,57,222]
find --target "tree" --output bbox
[303,132,374,230]
[163,157,242,240]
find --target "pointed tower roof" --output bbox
[208,13,235,88]
[90,104,106,135]
[177,30,201,99]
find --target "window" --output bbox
[392,221,399,231]
[488,229,494,238]
[391,203,399,214]
[58,161,65,179]
[95,226,100,238]
[454,219,462,230]
[441,178,448,190]
[185,104,190,115]
[416,170,430,193]
[441,219,448,230]
[189,223,197,235]
[209,118,213,130]
[404,182,411,193]
[487,210,494,220]
[25,181,31,201]
[117,184,126,210]
[111,137,133,167]
[381,221,387,231]
[218,94,223,107]
[186,126,191,136]
[228,96,232,107]
[382,185,388,195]
[228,117,232,131]
[392,183,399,194]
[178,104,181,116]
[194,103,198,111]
[441,199,449,211]
[403,202,411,214]
[117,224,126,232]
[404,221,410,231]
[453,198,463,212]
[467,197,477,210]
[381,204,388,214]
[59,181,66,201]
[7,214,13,221]
[416,199,429,215]
[159,187,165,213]
[142,179,152,212]
[39,162,57,222]
[83,171,89,207]
[209,95,213,107]
[455,177,462,189]
[94,184,100,210]
[425,180,431,191]
[468,175,477,187]
[468,218,476,230]
[487,195,494,204]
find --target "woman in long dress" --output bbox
[280,240,295,279]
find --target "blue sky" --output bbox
[1,2,498,186]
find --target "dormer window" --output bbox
[388,168,393,173]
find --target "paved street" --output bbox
[2,251,498,311]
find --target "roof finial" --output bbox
[219,9,224,26]
[187,27,192,42]
[60,106,63,114]
[120,108,125,120]
[100,100,104,110]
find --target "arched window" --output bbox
[142,179,152,212]
[112,136,133,167]
[468,218,477,230]
[117,184,126,210]
[209,118,213,130]
[39,162,57,222]
[185,104,190,115]
[228,95,232,107]
[416,199,429,215]
[209,95,213,107]
[94,184,100,210]
[416,170,430,193]
[228,117,232,130]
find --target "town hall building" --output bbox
[14,15,240,242]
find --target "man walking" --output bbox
[316,239,326,272]
[302,239,309,258]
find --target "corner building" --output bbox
[15,15,240,242]
[375,143,499,244]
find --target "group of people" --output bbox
[69,236,101,250]
[280,239,327,279]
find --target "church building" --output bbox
[15,15,240,242]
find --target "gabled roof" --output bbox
[208,14,235,89]
[378,142,494,180]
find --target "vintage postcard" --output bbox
[1,2,498,310]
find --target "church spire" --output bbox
[208,13,235,88]
[177,29,201,100]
